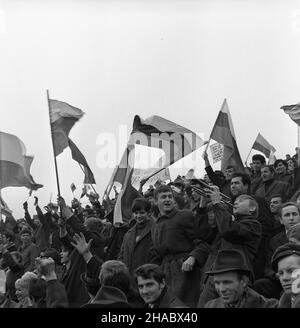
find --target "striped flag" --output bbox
[210,99,244,172]
[113,167,141,225]
[130,115,204,168]
[105,115,203,199]
[49,99,84,156]
[0,131,43,190]
[252,133,276,159]
[281,103,300,125]
[68,138,96,184]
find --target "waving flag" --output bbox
[0,131,43,190]
[209,99,244,172]
[130,115,204,168]
[252,133,276,158]
[49,99,84,156]
[281,103,300,126]
[68,138,96,184]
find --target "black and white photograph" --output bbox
[0,0,300,316]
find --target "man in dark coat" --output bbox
[135,264,187,308]
[23,199,51,254]
[250,154,266,195]
[255,165,291,202]
[17,229,39,272]
[204,249,278,308]
[230,172,274,279]
[197,190,262,307]
[118,198,155,274]
[151,185,209,307]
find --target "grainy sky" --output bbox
[1,0,300,219]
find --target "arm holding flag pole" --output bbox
[46,90,61,197]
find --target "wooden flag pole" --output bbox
[244,146,253,166]
[204,138,211,153]
[46,90,61,197]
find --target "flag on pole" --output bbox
[49,99,84,156]
[113,167,141,225]
[107,115,204,192]
[130,115,204,168]
[0,195,12,217]
[281,103,300,125]
[252,133,276,158]
[0,131,43,190]
[68,138,96,184]
[209,99,244,172]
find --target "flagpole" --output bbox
[77,163,97,194]
[244,146,253,166]
[46,90,61,197]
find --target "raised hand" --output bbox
[71,232,92,256]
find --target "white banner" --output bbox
[210,142,224,164]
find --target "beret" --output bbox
[271,243,300,272]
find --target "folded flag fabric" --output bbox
[49,99,84,156]
[0,131,43,190]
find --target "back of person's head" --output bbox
[3,230,14,242]
[28,278,47,307]
[287,223,300,243]
[252,154,266,164]
[135,264,166,284]
[99,260,131,293]
[173,193,186,209]
[154,185,173,200]
[131,198,151,213]
[84,217,103,233]
[16,272,38,290]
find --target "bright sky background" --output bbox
[1,0,300,219]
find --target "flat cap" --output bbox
[271,243,300,272]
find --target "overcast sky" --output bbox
[1,0,300,219]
